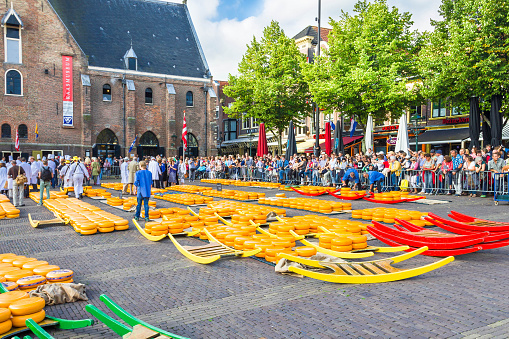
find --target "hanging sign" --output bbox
[62,56,74,127]
[387,137,397,145]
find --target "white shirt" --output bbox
[148,160,161,180]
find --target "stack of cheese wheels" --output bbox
[141,209,161,220]
[351,207,431,227]
[32,265,60,277]
[0,202,20,219]
[42,198,129,235]
[106,197,124,206]
[202,189,265,201]
[46,269,73,284]
[9,296,46,328]
[207,200,285,217]
[259,197,351,213]
[154,193,213,205]
[0,291,28,334]
[166,184,213,193]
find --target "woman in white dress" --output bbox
[179,160,187,184]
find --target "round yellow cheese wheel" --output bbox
[81,229,98,235]
[295,246,317,257]
[0,291,29,308]
[9,297,45,316]
[46,270,74,282]
[49,278,73,284]
[11,309,45,327]
[12,258,37,268]
[4,270,33,282]
[1,281,18,291]
[0,319,12,334]
[33,265,60,276]
[0,308,10,323]
[17,275,47,290]
[22,261,49,270]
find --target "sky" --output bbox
[165,0,443,80]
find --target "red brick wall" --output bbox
[0,0,217,157]
[0,0,87,156]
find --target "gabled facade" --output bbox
[0,0,217,160]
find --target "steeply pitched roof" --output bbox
[292,25,331,44]
[47,0,210,78]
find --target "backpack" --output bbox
[41,167,52,181]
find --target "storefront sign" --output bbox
[387,137,397,145]
[381,125,399,131]
[62,56,73,127]
[442,117,469,124]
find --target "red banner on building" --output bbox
[62,56,73,127]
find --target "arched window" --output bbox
[145,88,153,104]
[186,91,193,107]
[18,124,27,139]
[103,84,111,101]
[5,70,22,95]
[187,133,198,147]
[1,124,11,138]
[96,128,118,144]
[139,131,159,146]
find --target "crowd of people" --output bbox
[1,143,507,208]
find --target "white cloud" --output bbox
[166,0,442,79]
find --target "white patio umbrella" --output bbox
[365,114,373,153]
[395,114,409,152]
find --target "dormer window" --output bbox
[2,6,24,64]
[128,57,136,71]
[124,44,137,71]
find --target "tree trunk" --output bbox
[277,128,283,156]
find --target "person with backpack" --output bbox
[38,160,53,205]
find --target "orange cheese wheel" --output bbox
[0,254,16,260]
[265,247,285,257]
[242,241,259,250]
[98,227,115,233]
[0,277,4,283]
[12,258,37,268]
[1,282,18,291]
[352,242,367,249]
[11,309,45,327]
[22,261,49,270]
[114,225,129,231]
[331,245,353,252]
[151,225,168,232]
[17,276,47,290]
[295,247,317,257]
[331,238,353,246]
[151,230,168,236]
[347,235,367,244]
[294,224,310,230]
[4,270,33,282]
[31,265,61,277]
[0,308,10,323]
[2,256,25,264]
[264,255,277,263]
[8,297,45,316]
[293,229,309,235]
[0,291,29,308]
[81,229,98,235]
[277,225,295,232]
[0,319,12,334]
[318,234,337,243]
[0,263,13,269]
[49,278,73,284]
[46,270,74,282]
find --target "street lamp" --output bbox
[314,0,322,157]
[409,113,424,152]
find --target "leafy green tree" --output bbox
[223,21,311,154]
[418,0,509,117]
[303,0,423,126]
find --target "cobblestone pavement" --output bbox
[1,182,509,338]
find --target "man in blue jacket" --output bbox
[342,168,360,190]
[363,170,385,193]
[134,161,153,221]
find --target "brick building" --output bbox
[0,0,217,160]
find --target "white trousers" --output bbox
[73,174,84,198]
